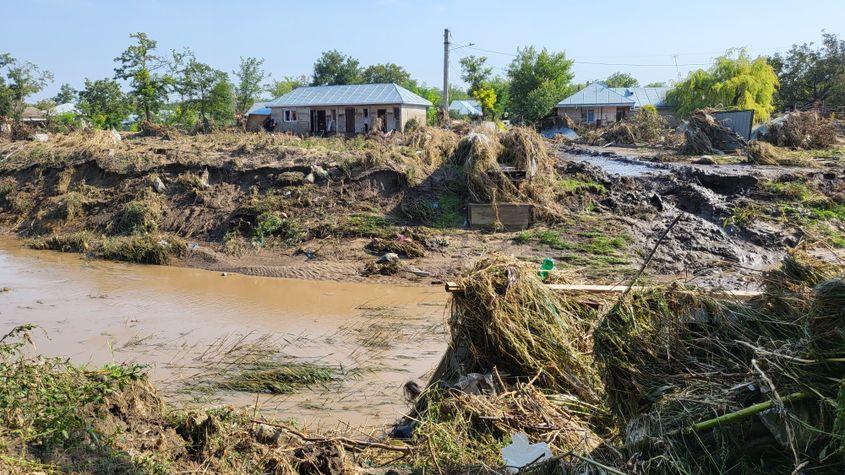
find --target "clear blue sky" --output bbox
[4,0,844,100]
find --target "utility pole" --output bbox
[442,28,450,119]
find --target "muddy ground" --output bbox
[0,129,843,290]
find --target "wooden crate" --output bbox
[467,203,534,231]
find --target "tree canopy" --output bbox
[506,46,574,123]
[114,32,169,122]
[233,57,268,114]
[2,53,54,122]
[77,78,130,129]
[361,63,414,87]
[604,72,639,88]
[666,48,778,122]
[266,76,307,98]
[645,81,667,87]
[770,32,845,110]
[52,83,77,104]
[311,50,361,86]
[175,58,234,129]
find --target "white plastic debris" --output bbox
[501,432,552,473]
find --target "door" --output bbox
[345,108,355,134]
[316,110,327,133]
[393,107,401,131]
[377,109,387,132]
[586,109,595,123]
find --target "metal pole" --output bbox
[442,28,450,118]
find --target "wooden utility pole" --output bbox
[442,28,450,119]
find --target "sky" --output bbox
[3,0,845,101]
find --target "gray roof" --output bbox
[557,82,670,108]
[449,100,482,116]
[266,83,432,108]
[246,102,271,115]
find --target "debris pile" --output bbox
[763,110,838,149]
[410,251,845,473]
[682,109,747,155]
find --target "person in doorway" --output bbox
[262,116,277,132]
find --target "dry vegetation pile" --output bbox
[764,111,838,149]
[405,251,845,473]
[682,109,747,155]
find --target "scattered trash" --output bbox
[220,272,228,277]
[538,257,555,281]
[31,133,49,142]
[377,252,400,263]
[152,176,167,193]
[501,432,552,473]
[189,242,200,250]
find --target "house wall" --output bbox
[557,106,623,125]
[245,114,270,131]
[270,104,428,134]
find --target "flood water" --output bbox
[560,151,670,177]
[0,237,449,429]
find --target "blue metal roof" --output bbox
[246,102,271,115]
[557,83,670,108]
[267,83,432,108]
[449,100,482,116]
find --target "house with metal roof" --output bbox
[266,83,431,135]
[556,82,674,126]
[244,102,271,131]
[449,100,482,118]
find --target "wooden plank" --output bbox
[467,203,533,231]
[444,282,761,299]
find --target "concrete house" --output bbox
[266,83,431,135]
[556,82,674,126]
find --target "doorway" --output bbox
[376,109,387,132]
[345,108,355,134]
[315,110,327,133]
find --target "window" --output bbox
[362,108,369,118]
[284,110,297,122]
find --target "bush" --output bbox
[115,196,161,235]
[253,212,302,244]
[101,234,185,265]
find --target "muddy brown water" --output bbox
[0,237,449,430]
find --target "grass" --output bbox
[28,231,97,253]
[557,177,607,195]
[101,234,186,265]
[761,179,815,201]
[114,194,162,235]
[400,192,465,229]
[335,213,395,238]
[253,211,303,244]
[216,362,338,395]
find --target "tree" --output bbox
[52,83,77,104]
[360,63,414,87]
[311,50,361,86]
[178,59,234,129]
[114,32,170,122]
[771,32,845,109]
[4,55,54,123]
[266,75,307,98]
[506,46,574,123]
[666,48,778,122]
[0,53,11,117]
[604,72,639,88]
[459,56,493,95]
[233,56,268,114]
[472,86,497,119]
[488,76,510,119]
[645,81,667,87]
[77,78,131,129]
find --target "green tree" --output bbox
[360,63,414,87]
[311,50,361,86]
[4,56,54,123]
[489,76,510,119]
[0,53,10,116]
[459,55,493,95]
[604,72,639,88]
[178,59,234,129]
[114,32,170,122]
[771,32,845,109]
[52,83,77,104]
[645,81,667,87]
[77,78,131,129]
[506,46,575,123]
[472,86,497,118]
[666,48,778,122]
[266,75,307,98]
[233,56,268,114]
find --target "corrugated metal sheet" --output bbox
[557,83,671,109]
[267,83,432,108]
[713,110,754,140]
[246,102,271,116]
[450,100,482,116]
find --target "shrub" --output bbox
[101,234,185,265]
[115,196,162,235]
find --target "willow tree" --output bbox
[667,49,778,122]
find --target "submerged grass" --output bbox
[216,362,338,395]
